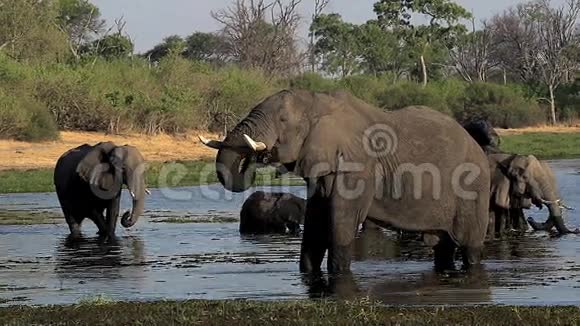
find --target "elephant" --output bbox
[54,142,148,239]
[463,119,578,236]
[463,119,502,154]
[201,89,490,274]
[489,153,579,235]
[239,191,305,234]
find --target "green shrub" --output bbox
[377,81,451,114]
[289,72,338,93]
[339,75,390,106]
[0,89,58,141]
[456,82,544,128]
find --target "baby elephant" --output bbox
[240,191,305,234]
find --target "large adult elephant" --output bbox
[240,191,305,234]
[201,90,490,274]
[489,153,579,235]
[54,142,148,238]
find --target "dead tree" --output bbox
[211,0,305,76]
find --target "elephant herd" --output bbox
[53,89,578,276]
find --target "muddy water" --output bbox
[0,161,579,306]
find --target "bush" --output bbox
[339,75,390,106]
[456,83,544,128]
[0,89,58,141]
[289,72,338,93]
[377,81,451,114]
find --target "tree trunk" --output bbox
[549,84,557,125]
[420,55,427,87]
[503,68,507,85]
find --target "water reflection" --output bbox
[55,235,147,279]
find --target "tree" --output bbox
[490,0,580,124]
[55,0,105,58]
[212,0,304,76]
[0,0,69,62]
[184,32,229,64]
[308,0,330,72]
[449,21,497,82]
[358,20,403,77]
[534,0,580,124]
[144,35,186,63]
[374,0,472,85]
[311,13,362,77]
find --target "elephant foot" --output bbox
[68,224,82,239]
[327,244,353,275]
[433,238,457,272]
[461,246,483,269]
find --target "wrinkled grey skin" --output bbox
[488,153,579,235]
[207,90,490,274]
[239,191,305,234]
[54,142,147,239]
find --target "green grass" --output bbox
[0,299,578,325]
[0,209,62,225]
[1,132,579,194]
[500,132,580,159]
[0,160,304,194]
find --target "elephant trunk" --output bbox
[216,147,257,193]
[121,196,144,228]
[121,172,145,228]
[216,113,275,193]
[528,198,579,234]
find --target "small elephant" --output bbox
[488,153,578,235]
[54,142,148,238]
[240,191,305,234]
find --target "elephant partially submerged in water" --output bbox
[201,90,490,274]
[240,191,305,234]
[463,120,578,236]
[54,142,148,238]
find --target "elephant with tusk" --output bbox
[463,119,578,236]
[54,142,150,239]
[201,89,491,274]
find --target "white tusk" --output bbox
[130,191,136,199]
[243,134,267,151]
[145,189,151,195]
[198,135,223,150]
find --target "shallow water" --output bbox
[0,161,579,306]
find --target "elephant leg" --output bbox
[300,193,330,274]
[90,209,107,236]
[59,200,81,237]
[487,210,496,240]
[326,174,373,275]
[106,196,121,237]
[461,245,483,268]
[433,233,456,272]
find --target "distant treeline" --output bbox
[0,0,578,141]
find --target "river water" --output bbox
[0,160,579,306]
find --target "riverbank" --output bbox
[0,299,577,325]
[1,128,580,194]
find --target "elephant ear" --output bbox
[76,142,117,188]
[295,114,365,179]
[491,166,511,209]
